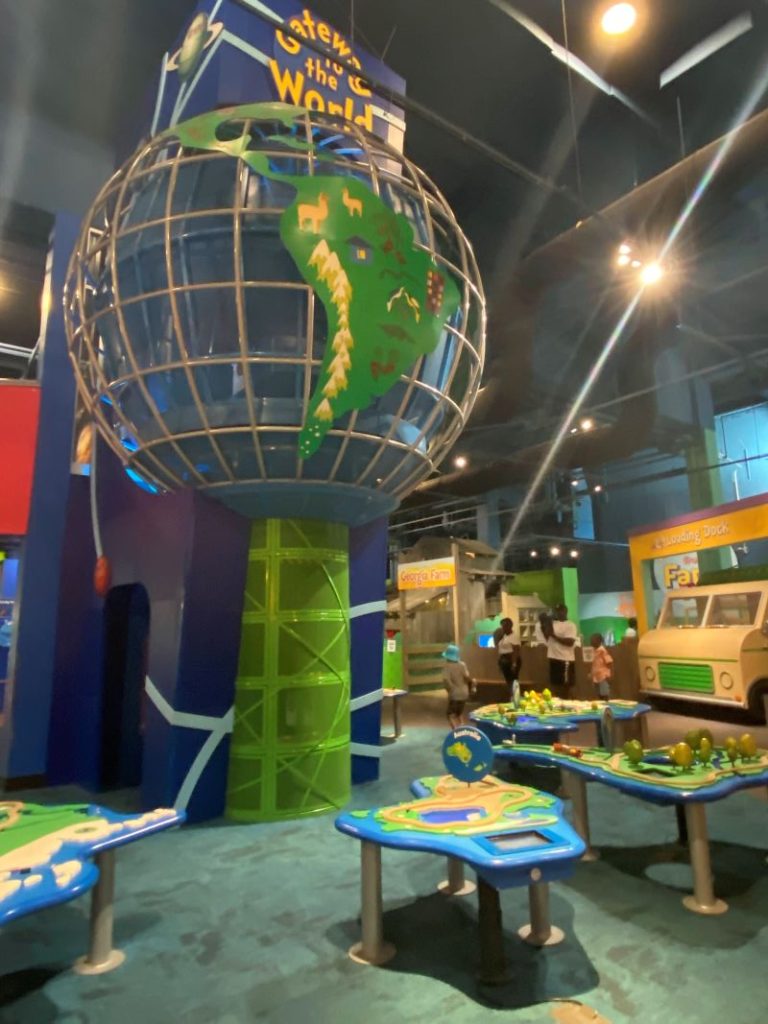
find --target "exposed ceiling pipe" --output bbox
[412,107,768,502]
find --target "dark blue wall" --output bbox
[1,215,80,781]
[349,517,387,784]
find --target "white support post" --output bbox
[437,856,476,896]
[518,880,565,946]
[73,850,126,975]
[682,803,728,915]
[348,841,396,965]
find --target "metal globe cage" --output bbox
[64,104,486,524]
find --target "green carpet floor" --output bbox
[1,726,767,1023]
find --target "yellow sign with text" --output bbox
[631,503,768,562]
[269,9,374,131]
[397,557,457,591]
[630,498,768,631]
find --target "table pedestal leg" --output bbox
[518,881,565,946]
[73,851,126,975]
[682,804,727,915]
[348,841,396,965]
[393,698,402,739]
[477,877,508,985]
[565,771,599,861]
[675,804,688,846]
[640,713,649,749]
[437,856,476,896]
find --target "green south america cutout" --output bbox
[169,103,461,458]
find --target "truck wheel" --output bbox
[747,680,768,723]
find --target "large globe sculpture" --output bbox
[63,102,485,823]
[64,102,486,525]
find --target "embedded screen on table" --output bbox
[485,831,550,851]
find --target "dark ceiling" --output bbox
[1,0,767,523]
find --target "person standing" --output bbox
[441,643,476,729]
[623,617,638,639]
[590,632,614,699]
[493,617,521,699]
[546,604,578,693]
[534,612,550,646]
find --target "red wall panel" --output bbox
[0,382,41,535]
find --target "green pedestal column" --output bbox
[226,519,350,822]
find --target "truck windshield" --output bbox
[705,592,761,627]
[660,595,709,628]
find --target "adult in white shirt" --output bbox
[493,617,521,698]
[546,604,578,692]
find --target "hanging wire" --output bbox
[560,0,584,199]
[381,24,398,63]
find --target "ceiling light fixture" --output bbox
[618,242,632,254]
[571,479,580,487]
[601,3,637,36]
[550,546,561,557]
[641,261,663,285]
[570,549,579,559]
[530,549,539,558]
[617,253,631,267]
[580,418,594,431]
[593,484,603,493]
[453,455,468,469]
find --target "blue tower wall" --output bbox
[349,517,388,783]
[0,215,80,783]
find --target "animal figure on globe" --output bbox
[342,187,362,217]
[298,193,329,233]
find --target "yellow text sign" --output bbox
[397,557,456,591]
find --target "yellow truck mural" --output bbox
[638,582,768,720]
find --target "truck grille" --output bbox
[658,662,715,693]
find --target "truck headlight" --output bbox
[720,671,734,690]
[644,665,656,683]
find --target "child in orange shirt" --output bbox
[590,632,613,699]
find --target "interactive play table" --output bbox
[1,801,184,973]
[472,699,651,747]
[335,774,585,983]
[494,741,768,914]
[382,688,408,740]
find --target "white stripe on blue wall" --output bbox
[350,742,382,759]
[350,689,384,712]
[349,600,387,620]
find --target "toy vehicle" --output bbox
[638,582,768,720]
